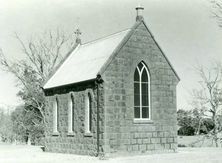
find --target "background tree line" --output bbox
[178,62,222,147]
[177,109,215,136]
[0,105,44,144]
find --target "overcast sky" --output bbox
[0,0,221,109]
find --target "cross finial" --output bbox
[74,28,81,37]
[74,28,82,44]
[135,5,144,21]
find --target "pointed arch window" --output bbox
[68,94,74,133]
[85,93,92,133]
[53,98,59,133]
[134,61,151,120]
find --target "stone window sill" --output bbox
[133,119,153,124]
[52,132,59,136]
[67,132,75,137]
[84,132,93,137]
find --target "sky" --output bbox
[0,0,221,110]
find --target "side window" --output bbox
[85,93,92,133]
[53,97,59,133]
[68,94,74,133]
[134,61,151,120]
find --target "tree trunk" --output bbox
[27,134,31,145]
[212,112,219,147]
[196,119,202,135]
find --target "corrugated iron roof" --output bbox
[43,29,130,89]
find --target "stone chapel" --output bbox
[43,7,180,156]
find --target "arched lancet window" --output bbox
[134,61,151,119]
[85,93,92,133]
[68,94,74,133]
[53,97,59,133]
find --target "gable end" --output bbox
[141,21,180,82]
[99,20,180,82]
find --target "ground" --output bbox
[178,135,221,147]
[0,144,222,163]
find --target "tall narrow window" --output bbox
[85,93,92,133]
[134,61,151,119]
[68,94,74,133]
[53,98,59,133]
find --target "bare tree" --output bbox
[0,29,75,141]
[210,0,222,27]
[191,62,222,147]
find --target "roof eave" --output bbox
[43,78,97,91]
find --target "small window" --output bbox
[85,93,92,133]
[134,61,151,120]
[53,98,59,133]
[68,94,74,133]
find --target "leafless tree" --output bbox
[191,62,222,147]
[0,29,75,130]
[210,0,222,27]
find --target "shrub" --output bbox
[178,126,195,136]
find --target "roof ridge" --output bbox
[82,28,130,46]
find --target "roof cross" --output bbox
[74,28,81,38]
[74,28,82,44]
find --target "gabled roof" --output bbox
[43,29,130,89]
[43,20,180,90]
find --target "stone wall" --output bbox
[44,81,105,156]
[102,21,179,155]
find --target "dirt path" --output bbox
[0,145,221,163]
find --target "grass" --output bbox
[178,135,221,147]
[0,144,222,163]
